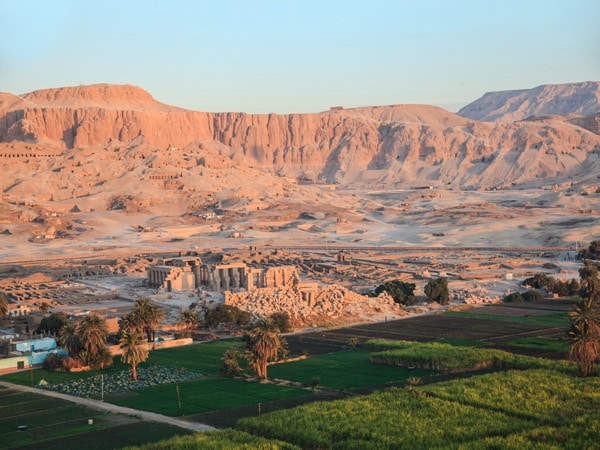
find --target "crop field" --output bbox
[287,302,570,359]
[0,386,190,450]
[108,377,309,416]
[267,349,432,389]
[236,368,600,449]
[1,299,581,449]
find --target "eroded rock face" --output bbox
[1,83,600,193]
[458,81,600,122]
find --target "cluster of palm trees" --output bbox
[119,298,165,349]
[58,313,112,370]
[117,298,165,380]
[566,260,600,376]
[220,317,288,380]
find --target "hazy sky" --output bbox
[1,0,599,113]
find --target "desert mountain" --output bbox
[1,83,600,203]
[458,81,600,122]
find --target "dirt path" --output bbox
[0,380,214,432]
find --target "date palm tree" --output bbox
[58,322,82,357]
[221,347,243,377]
[76,313,109,355]
[132,298,165,347]
[177,308,200,333]
[119,330,148,381]
[565,296,600,376]
[579,259,600,302]
[244,318,287,380]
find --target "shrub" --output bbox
[375,280,416,305]
[522,290,543,302]
[42,353,63,370]
[504,292,524,303]
[424,278,449,305]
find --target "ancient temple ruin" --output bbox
[147,257,305,294]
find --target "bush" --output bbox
[504,292,524,303]
[42,353,63,370]
[375,280,416,305]
[424,278,449,305]
[269,312,292,333]
[522,290,543,302]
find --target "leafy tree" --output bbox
[39,302,51,313]
[119,330,148,381]
[523,273,553,290]
[578,240,600,260]
[424,278,449,305]
[244,318,287,380]
[0,293,7,317]
[36,313,68,335]
[58,322,82,356]
[375,280,416,305]
[522,290,543,302]
[523,273,580,297]
[504,292,524,303]
[565,296,600,376]
[177,308,201,333]
[579,260,600,302]
[221,347,243,377]
[269,312,292,333]
[206,304,251,330]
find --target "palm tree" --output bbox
[58,322,82,357]
[565,296,600,376]
[244,318,287,380]
[221,347,242,377]
[132,298,165,347]
[177,308,200,333]
[579,259,600,302]
[119,330,148,381]
[0,294,8,318]
[77,313,109,355]
[119,310,144,335]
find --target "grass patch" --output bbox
[268,349,433,390]
[108,377,309,416]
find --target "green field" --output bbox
[0,387,190,450]
[1,299,590,449]
[237,368,600,449]
[109,377,309,416]
[268,349,432,389]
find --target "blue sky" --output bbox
[1,0,598,113]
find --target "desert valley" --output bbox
[1,80,600,449]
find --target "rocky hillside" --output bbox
[1,83,600,200]
[458,81,600,122]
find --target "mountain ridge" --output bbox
[458,81,600,122]
[1,83,600,195]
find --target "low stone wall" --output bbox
[108,337,193,356]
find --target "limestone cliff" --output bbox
[1,84,600,193]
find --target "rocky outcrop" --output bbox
[458,81,600,122]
